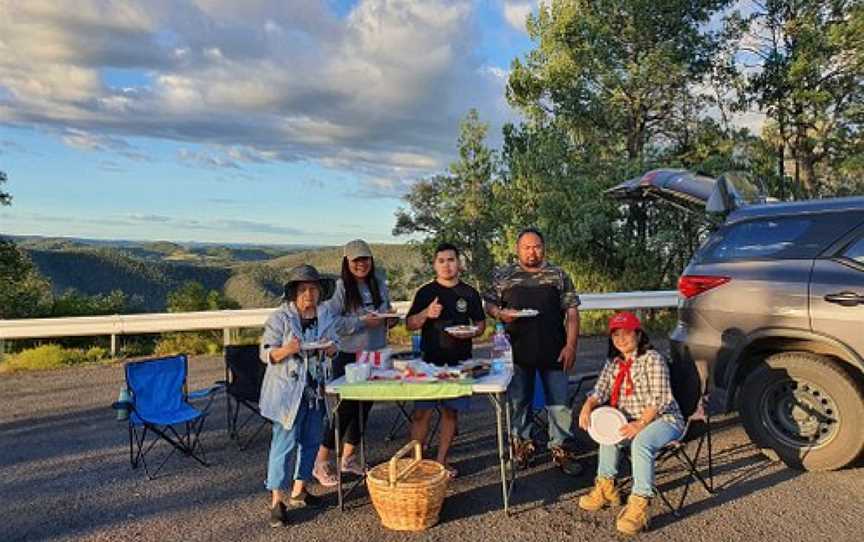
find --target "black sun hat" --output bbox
[283,264,323,301]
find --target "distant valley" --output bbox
[14,236,426,311]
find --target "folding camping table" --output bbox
[325,366,517,514]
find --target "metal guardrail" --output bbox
[0,291,678,354]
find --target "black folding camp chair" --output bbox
[653,356,715,515]
[222,344,269,450]
[618,356,715,515]
[113,354,222,479]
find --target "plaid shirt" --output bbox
[590,349,684,431]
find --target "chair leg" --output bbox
[677,446,714,495]
[384,402,412,442]
[226,393,238,439]
[706,417,714,491]
[656,485,682,517]
[128,423,136,468]
[238,418,270,451]
[427,407,442,448]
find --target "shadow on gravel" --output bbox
[648,437,800,529]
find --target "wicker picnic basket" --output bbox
[366,440,449,531]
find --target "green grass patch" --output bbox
[0,344,112,373]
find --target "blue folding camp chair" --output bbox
[113,355,223,479]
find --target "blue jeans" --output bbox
[509,364,574,448]
[596,419,683,497]
[266,398,324,491]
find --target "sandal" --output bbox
[340,455,366,476]
[312,461,338,487]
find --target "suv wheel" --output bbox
[740,352,864,471]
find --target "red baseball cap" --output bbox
[608,311,641,333]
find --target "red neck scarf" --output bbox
[610,356,635,408]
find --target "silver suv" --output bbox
[610,170,864,471]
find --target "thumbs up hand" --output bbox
[426,297,443,319]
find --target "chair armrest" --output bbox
[188,382,226,400]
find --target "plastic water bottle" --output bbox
[491,323,513,371]
[116,386,130,421]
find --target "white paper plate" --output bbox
[371,311,403,318]
[445,325,479,337]
[300,339,334,351]
[588,406,628,445]
[513,309,539,318]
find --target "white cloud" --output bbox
[502,1,534,33]
[0,0,514,183]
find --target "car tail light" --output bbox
[678,275,730,299]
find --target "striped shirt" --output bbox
[590,349,685,431]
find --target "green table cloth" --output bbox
[335,379,473,401]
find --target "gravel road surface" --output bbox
[2,338,861,541]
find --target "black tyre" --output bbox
[739,352,864,471]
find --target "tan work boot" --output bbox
[578,477,621,511]
[616,494,651,535]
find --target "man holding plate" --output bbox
[405,242,486,478]
[484,227,583,476]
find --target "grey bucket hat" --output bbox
[283,264,323,301]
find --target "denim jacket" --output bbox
[259,299,359,430]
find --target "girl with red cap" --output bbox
[577,311,685,535]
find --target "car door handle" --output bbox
[824,292,864,306]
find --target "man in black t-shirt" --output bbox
[406,243,486,478]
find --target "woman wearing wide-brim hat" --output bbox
[577,311,685,535]
[259,264,371,528]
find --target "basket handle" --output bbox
[388,440,423,487]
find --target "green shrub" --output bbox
[0,344,90,372]
[84,346,110,363]
[154,332,222,356]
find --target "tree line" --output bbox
[394,0,864,293]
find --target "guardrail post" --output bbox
[223,327,231,347]
[0,339,5,359]
[110,334,117,356]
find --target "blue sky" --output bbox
[0,1,537,245]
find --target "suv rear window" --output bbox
[695,213,863,263]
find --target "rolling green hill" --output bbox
[226,244,427,307]
[22,242,427,312]
[26,248,232,311]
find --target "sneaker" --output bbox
[551,446,583,477]
[288,490,325,509]
[312,461,338,487]
[269,502,288,528]
[340,455,366,476]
